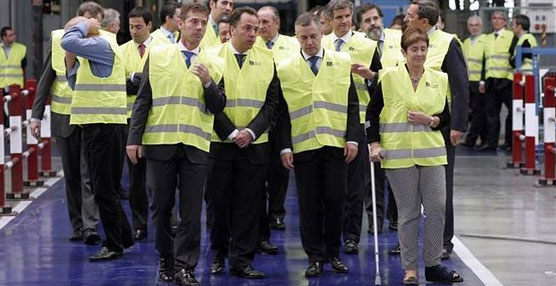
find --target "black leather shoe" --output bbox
[258,240,279,254]
[230,265,265,279]
[269,217,286,230]
[389,244,401,255]
[441,249,451,260]
[329,257,349,273]
[389,222,399,231]
[133,229,147,241]
[344,239,358,254]
[211,257,225,274]
[174,269,199,286]
[69,228,83,241]
[305,262,323,277]
[83,229,100,245]
[159,257,174,282]
[89,247,123,262]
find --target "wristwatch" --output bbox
[427,116,434,127]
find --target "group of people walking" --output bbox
[16,0,539,285]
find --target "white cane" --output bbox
[369,145,383,285]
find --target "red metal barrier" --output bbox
[520,74,541,175]
[539,77,556,186]
[23,79,44,187]
[507,72,526,168]
[0,94,14,215]
[5,84,28,199]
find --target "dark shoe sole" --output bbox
[84,233,100,245]
[89,253,123,262]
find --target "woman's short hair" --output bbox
[401,27,429,51]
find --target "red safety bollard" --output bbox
[39,91,57,177]
[538,77,556,186]
[22,79,44,186]
[0,94,15,215]
[507,72,525,168]
[520,75,541,175]
[5,84,30,199]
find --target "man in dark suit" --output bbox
[278,12,359,277]
[127,4,226,286]
[29,1,103,245]
[206,6,279,279]
[404,0,469,259]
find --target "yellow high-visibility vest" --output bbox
[70,34,127,125]
[120,38,153,118]
[485,29,514,81]
[425,29,455,71]
[514,33,538,74]
[210,42,274,144]
[323,31,376,124]
[380,28,404,68]
[0,42,26,88]
[277,50,351,154]
[255,34,300,64]
[151,28,179,44]
[463,34,486,82]
[200,22,220,48]
[144,44,223,152]
[50,29,73,115]
[378,64,448,169]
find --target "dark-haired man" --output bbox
[127,3,226,285]
[151,1,181,43]
[511,14,537,73]
[120,6,155,241]
[207,6,279,279]
[201,0,234,47]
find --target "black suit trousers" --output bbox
[147,145,206,271]
[442,127,455,252]
[208,144,268,269]
[465,81,488,145]
[82,123,132,252]
[294,147,347,263]
[485,78,513,147]
[124,121,148,231]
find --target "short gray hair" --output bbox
[295,12,321,29]
[410,0,439,26]
[467,15,482,26]
[491,10,508,22]
[327,0,354,19]
[101,8,120,28]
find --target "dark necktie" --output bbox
[334,39,344,52]
[377,40,384,57]
[182,51,195,68]
[213,23,219,36]
[494,33,499,39]
[138,43,146,58]
[266,40,274,49]
[235,54,246,69]
[308,56,319,75]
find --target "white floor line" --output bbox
[0,173,63,231]
[453,236,505,286]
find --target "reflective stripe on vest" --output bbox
[323,31,376,124]
[0,42,26,88]
[377,64,448,168]
[144,43,223,152]
[277,50,351,154]
[51,29,73,115]
[485,30,514,80]
[210,42,274,144]
[463,34,486,82]
[70,35,127,125]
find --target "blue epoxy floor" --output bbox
[0,161,486,286]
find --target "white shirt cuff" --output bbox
[227,129,239,140]
[203,80,212,88]
[130,72,135,81]
[245,128,256,140]
[347,141,358,146]
[280,148,292,154]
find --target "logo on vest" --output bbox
[278,46,286,50]
[326,61,339,67]
[249,60,262,66]
[349,47,356,51]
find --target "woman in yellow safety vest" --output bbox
[366,27,463,284]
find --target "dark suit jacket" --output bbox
[278,73,360,163]
[127,58,226,164]
[210,65,280,165]
[31,50,76,138]
[441,38,470,133]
